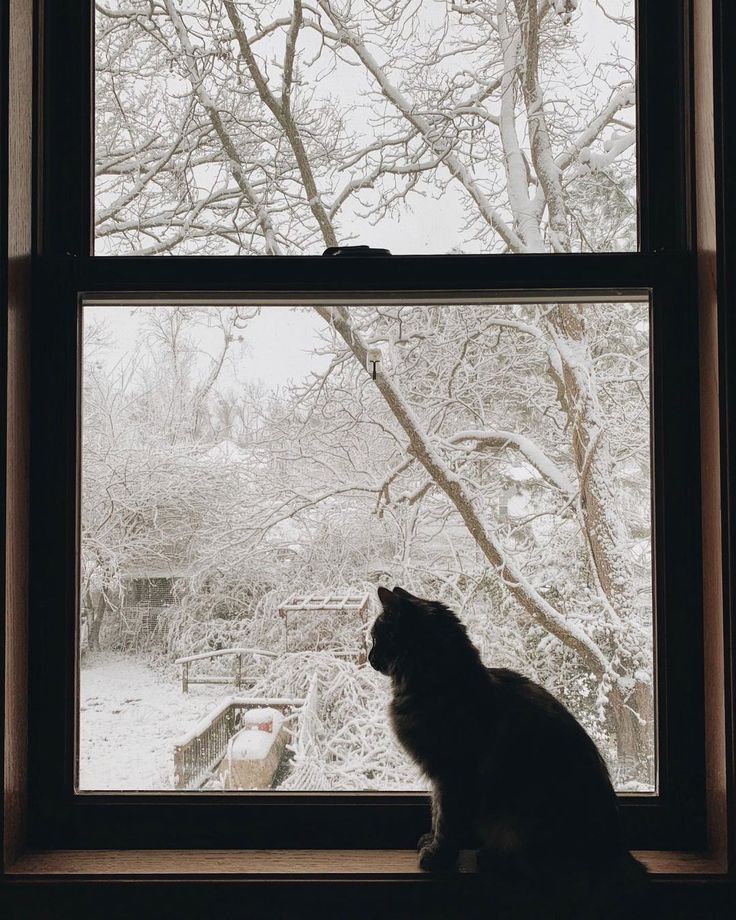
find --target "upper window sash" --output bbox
[93,0,636,256]
[37,0,693,261]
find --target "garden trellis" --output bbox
[278,590,372,661]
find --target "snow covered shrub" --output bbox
[155,572,276,661]
[248,652,424,791]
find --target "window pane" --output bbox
[79,300,654,793]
[95,1,636,255]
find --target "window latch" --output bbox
[366,347,381,381]
[322,245,392,257]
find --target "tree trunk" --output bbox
[611,682,655,788]
[87,591,107,652]
[545,304,654,783]
[513,0,571,251]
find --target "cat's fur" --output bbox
[369,585,648,918]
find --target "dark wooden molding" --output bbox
[694,0,728,869]
[2,0,32,873]
[712,0,736,876]
[1,847,727,879]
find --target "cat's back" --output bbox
[485,666,612,780]
[482,666,623,853]
[488,666,595,735]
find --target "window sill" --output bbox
[4,849,728,880]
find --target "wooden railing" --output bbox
[287,676,322,788]
[172,695,305,790]
[174,647,278,693]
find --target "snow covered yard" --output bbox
[79,649,424,792]
[79,651,226,791]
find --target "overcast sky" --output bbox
[85,305,330,390]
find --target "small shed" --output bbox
[114,565,181,650]
[278,590,371,661]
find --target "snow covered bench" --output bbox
[217,707,287,790]
[173,696,304,790]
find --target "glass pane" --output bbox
[78,300,654,793]
[94,1,636,255]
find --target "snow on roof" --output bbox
[267,517,303,543]
[122,566,179,579]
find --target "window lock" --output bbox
[322,245,392,257]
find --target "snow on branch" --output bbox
[314,304,617,686]
[446,428,576,496]
[314,0,525,252]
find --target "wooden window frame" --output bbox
[2,0,733,892]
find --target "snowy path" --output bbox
[79,651,227,791]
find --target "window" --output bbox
[94,0,637,256]
[28,0,704,852]
[79,299,655,795]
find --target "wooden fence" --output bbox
[174,647,278,693]
[286,675,322,788]
[172,696,305,790]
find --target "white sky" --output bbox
[235,307,328,386]
[85,305,329,390]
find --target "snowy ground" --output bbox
[79,651,226,791]
[79,651,652,794]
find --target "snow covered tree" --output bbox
[95,0,636,255]
[87,1,653,786]
[224,301,652,784]
[81,308,255,650]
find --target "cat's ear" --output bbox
[393,586,417,600]
[377,586,397,609]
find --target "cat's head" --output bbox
[368,586,418,675]
[368,585,471,676]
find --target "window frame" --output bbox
[20,0,709,854]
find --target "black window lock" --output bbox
[322,245,392,257]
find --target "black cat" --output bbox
[369,586,648,917]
